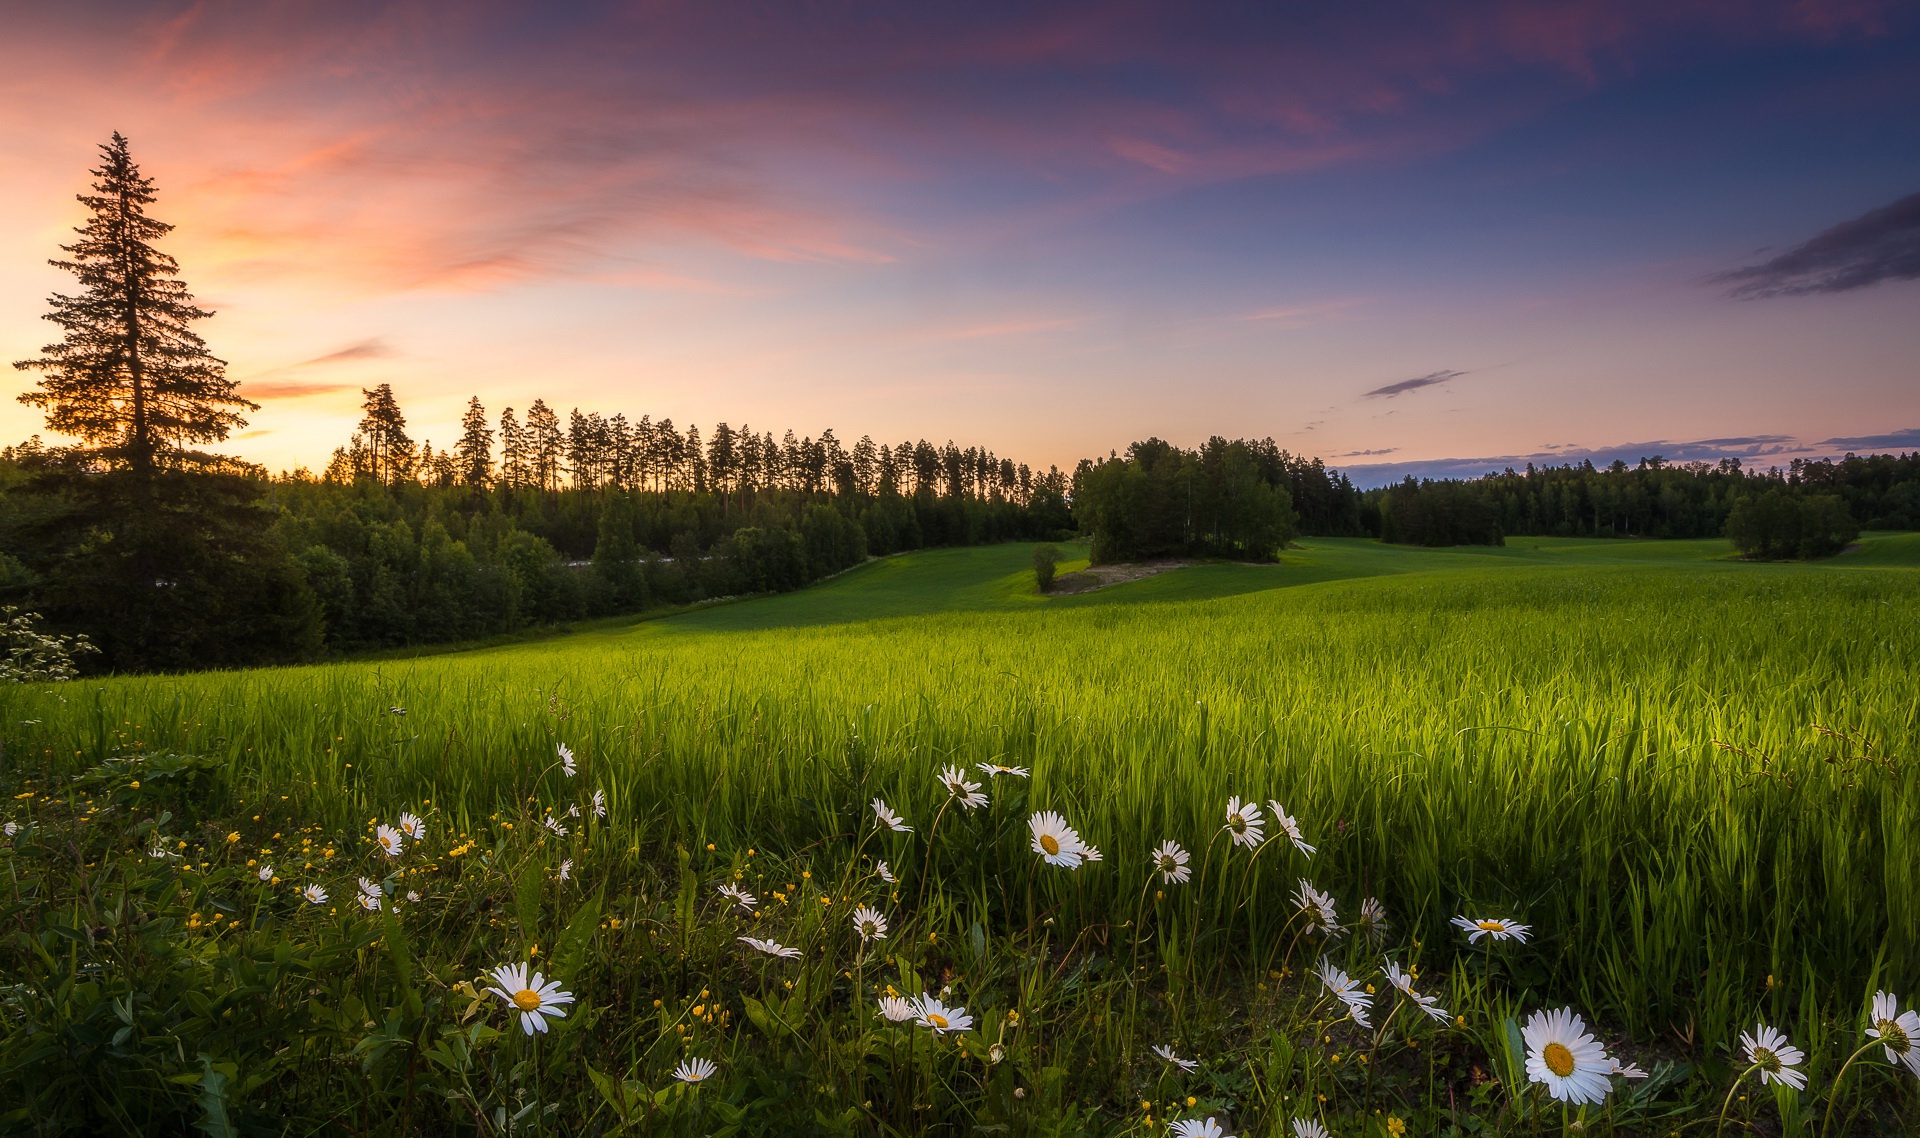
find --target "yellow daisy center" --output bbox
[1752,1046,1780,1072]
[1879,1019,1912,1053]
[1039,834,1060,856]
[512,989,544,1011]
[1542,1042,1576,1078]
[926,1013,948,1028]
[1478,920,1505,932]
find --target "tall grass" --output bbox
[3,558,1916,1132]
[11,565,1916,1017]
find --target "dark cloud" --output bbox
[1820,427,1920,451]
[297,339,393,367]
[1337,447,1399,456]
[1335,434,1810,487]
[1714,191,1920,298]
[1361,369,1466,399]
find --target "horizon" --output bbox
[3,2,1918,486]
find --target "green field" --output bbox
[4,533,1918,1134]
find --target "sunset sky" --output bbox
[3,1,1917,484]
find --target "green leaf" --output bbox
[379,907,422,1019]
[587,1064,641,1126]
[516,856,544,943]
[194,1055,236,1138]
[553,891,604,979]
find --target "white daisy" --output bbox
[1028,810,1088,869]
[1356,897,1389,944]
[852,906,889,943]
[1522,1007,1613,1105]
[976,763,1030,778]
[1612,1060,1649,1079]
[1266,800,1315,856]
[148,836,175,859]
[592,789,606,818]
[1452,915,1531,944]
[302,883,328,904]
[875,860,897,884]
[399,812,426,840]
[3,821,17,837]
[1152,1043,1199,1072]
[359,892,381,911]
[1384,960,1449,1022]
[1293,879,1343,937]
[557,743,576,777]
[871,798,912,832]
[1150,840,1191,884]
[484,962,575,1035]
[673,1057,717,1084]
[1739,1024,1805,1089]
[717,883,758,912]
[876,996,919,1022]
[406,890,420,902]
[1315,958,1372,1028]
[567,804,580,818]
[1171,1118,1228,1138]
[358,876,384,901]
[938,765,989,810]
[738,936,802,959]
[912,996,973,1034]
[1869,991,1920,1074]
[375,824,404,858]
[558,859,572,882]
[257,864,274,881]
[543,815,568,837]
[1224,797,1265,848]
[1080,843,1103,863]
[1291,1121,1329,1138]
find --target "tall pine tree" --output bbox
[14,133,256,474]
[456,396,493,487]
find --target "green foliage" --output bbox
[1726,489,1861,559]
[1033,543,1060,592]
[1073,438,1310,563]
[1376,476,1505,546]
[0,605,96,681]
[1,468,321,671]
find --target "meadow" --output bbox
[2,534,1917,1135]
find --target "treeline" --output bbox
[1369,453,1918,556]
[1070,437,1367,562]
[333,383,1065,504]
[0,407,1072,667]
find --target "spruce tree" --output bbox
[356,384,413,484]
[455,396,493,486]
[14,133,256,474]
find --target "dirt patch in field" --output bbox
[1047,559,1196,594]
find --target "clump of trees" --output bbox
[1725,490,1858,560]
[1367,455,1918,552]
[1072,437,1364,563]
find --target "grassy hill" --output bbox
[3,532,1917,1133]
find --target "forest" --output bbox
[1363,453,1913,553]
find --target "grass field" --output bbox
[3,533,1918,1135]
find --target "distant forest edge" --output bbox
[3,134,1918,673]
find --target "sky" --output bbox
[2,1,1917,486]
